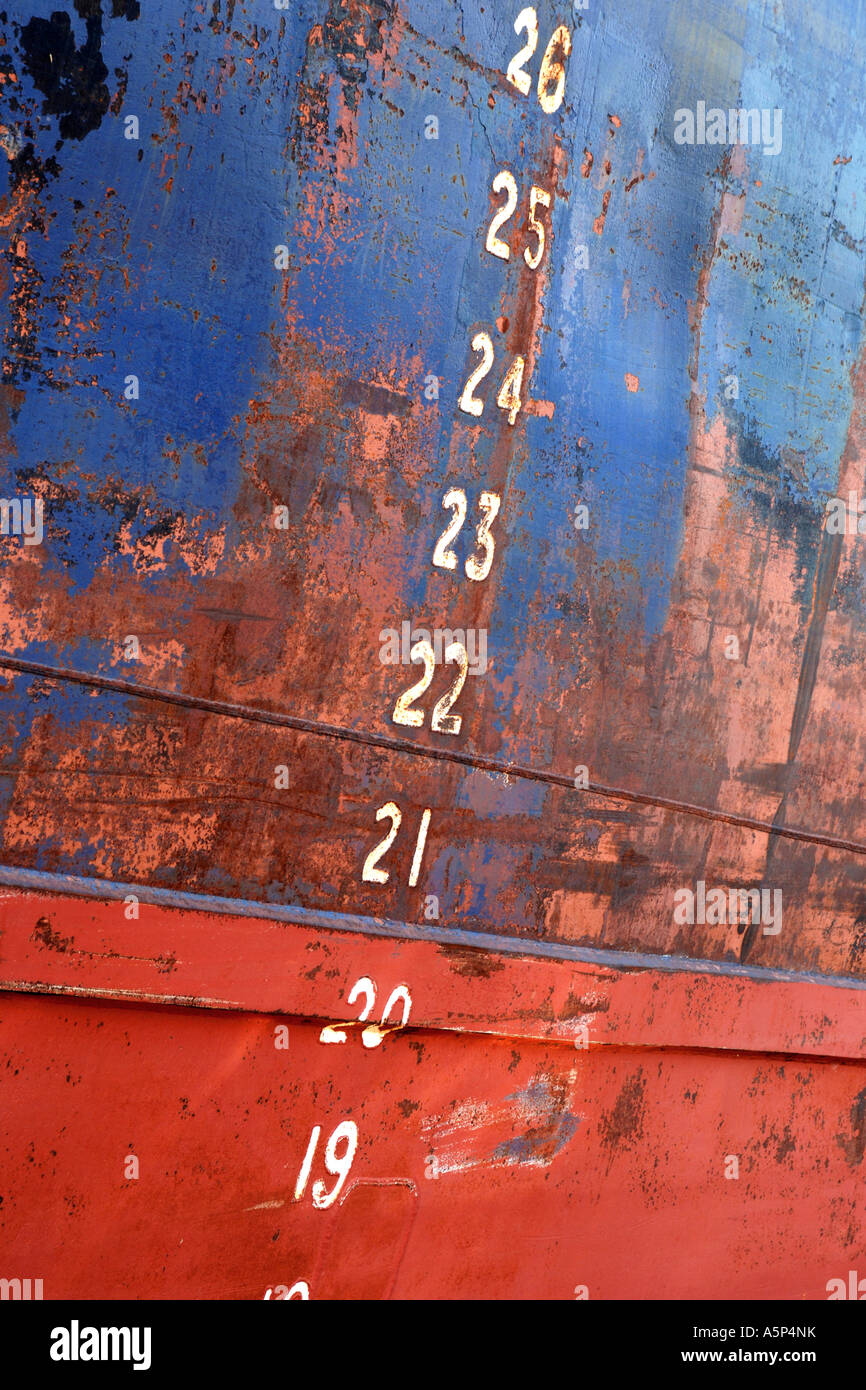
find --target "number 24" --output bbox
[458,332,525,426]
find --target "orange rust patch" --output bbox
[593,189,611,235]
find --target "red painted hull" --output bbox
[2,888,863,1300]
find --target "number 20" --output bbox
[320,976,413,1048]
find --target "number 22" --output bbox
[392,640,469,735]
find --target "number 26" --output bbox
[506,8,572,115]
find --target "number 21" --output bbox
[362,802,432,886]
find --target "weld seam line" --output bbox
[0,979,861,1062]
[1,654,864,857]
[2,862,866,994]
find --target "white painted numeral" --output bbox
[466,491,501,581]
[433,488,501,582]
[431,488,466,571]
[459,335,526,426]
[496,354,525,426]
[506,7,538,96]
[319,976,376,1044]
[392,640,469,734]
[537,24,571,114]
[407,810,431,888]
[312,1121,358,1209]
[458,331,494,418]
[264,1281,310,1300]
[293,1121,358,1210]
[347,975,377,1020]
[484,173,551,269]
[293,1125,321,1203]
[380,984,413,1031]
[506,10,571,115]
[360,804,432,888]
[321,977,414,1049]
[485,169,518,260]
[525,185,551,269]
[361,802,401,883]
[392,640,436,727]
[430,642,469,735]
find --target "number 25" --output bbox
[486,170,551,270]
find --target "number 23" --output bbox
[432,487,501,582]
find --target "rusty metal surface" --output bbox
[3,886,865,1055]
[0,0,865,1299]
[1,890,865,1300]
[0,0,865,973]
